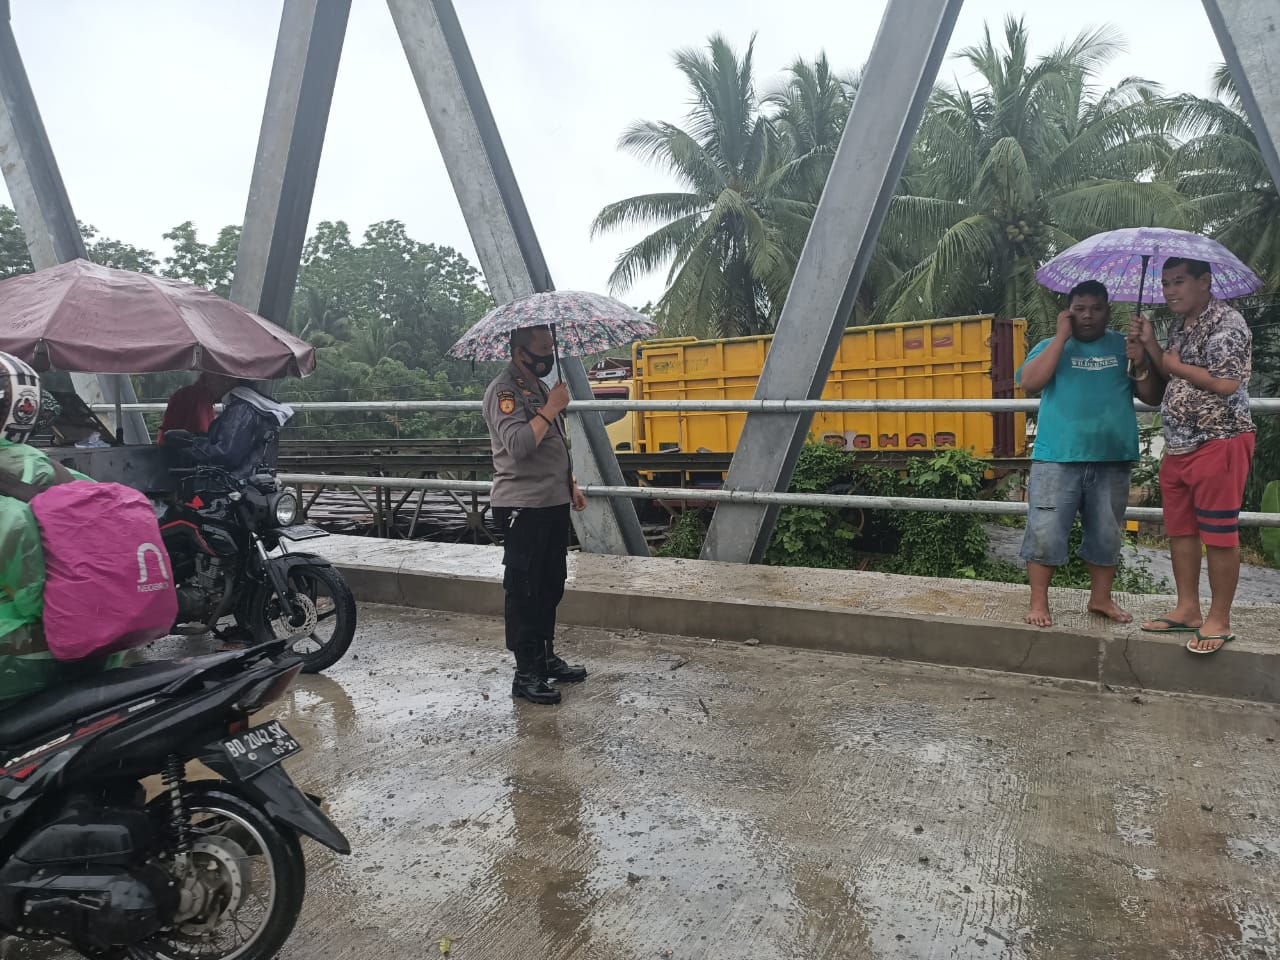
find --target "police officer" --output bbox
[483,324,588,705]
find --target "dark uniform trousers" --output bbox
[496,503,571,673]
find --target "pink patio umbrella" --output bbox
[0,259,316,379]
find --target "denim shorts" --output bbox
[1020,461,1132,567]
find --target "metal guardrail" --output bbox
[276,472,1280,528]
[91,396,1279,532]
[96,398,1280,414]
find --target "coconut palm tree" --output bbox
[876,17,1192,336]
[768,54,853,185]
[767,58,920,322]
[1164,64,1280,289]
[592,34,813,339]
[345,317,408,367]
[288,287,353,345]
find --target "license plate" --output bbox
[221,720,301,779]
[277,524,328,541]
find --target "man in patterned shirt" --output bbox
[1129,257,1255,654]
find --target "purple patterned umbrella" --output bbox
[448,290,657,362]
[1036,228,1261,306]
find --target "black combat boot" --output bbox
[544,647,588,684]
[512,671,561,705]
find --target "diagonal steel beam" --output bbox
[1201,0,1280,195]
[0,0,147,443]
[702,0,964,564]
[231,0,350,327]
[386,0,646,556]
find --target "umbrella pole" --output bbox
[114,399,123,443]
[551,323,565,425]
[1128,254,1150,378]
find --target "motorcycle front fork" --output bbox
[256,540,300,620]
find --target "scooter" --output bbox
[0,640,347,959]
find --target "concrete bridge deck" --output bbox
[273,606,1279,959]
[9,607,1280,960]
[311,536,1280,704]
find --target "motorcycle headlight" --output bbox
[273,491,299,527]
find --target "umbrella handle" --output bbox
[1127,254,1150,379]
[550,323,569,430]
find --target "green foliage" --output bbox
[0,206,159,278]
[1131,417,1164,505]
[161,221,239,295]
[763,441,861,569]
[657,509,707,559]
[600,27,1280,340]
[878,18,1191,338]
[277,352,486,441]
[1050,520,1171,594]
[874,449,997,578]
[0,206,494,442]
[82,223,160,273]
[1245,417,1280,566]
[1260,480,1280,567]
[0,207,31,280]
[591,34,821,339]
[1164,66,1280,293]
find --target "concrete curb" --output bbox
[331,558,1280,705]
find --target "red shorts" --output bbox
[1160,433,1255,547]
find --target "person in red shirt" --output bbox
[157,372,237,445]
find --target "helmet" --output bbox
[0,351,41,444]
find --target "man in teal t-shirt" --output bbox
[1015,281,1162,628]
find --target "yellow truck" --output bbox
[590,315,1028,462]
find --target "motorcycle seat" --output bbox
[0,655,237,749]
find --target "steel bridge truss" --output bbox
[2,0,1276,561]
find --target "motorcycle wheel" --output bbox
[134,785,305,960]
[247,563,356,674]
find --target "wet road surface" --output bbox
[9,604,1280,959]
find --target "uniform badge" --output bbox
[497,391,516,415]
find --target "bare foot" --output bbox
[1025,603,1053,628]
[1141,611,1203,632]
[1088,599,1133,624]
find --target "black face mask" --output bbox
[524,350,555,377]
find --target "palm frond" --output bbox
[616,121,727,191]
[591,193,707,237]
[1047,179,1193,236]
[604,212,705,294]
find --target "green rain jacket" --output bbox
[0,439,118,707]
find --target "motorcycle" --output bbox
[159,454,357,675]
[0,640,348,959]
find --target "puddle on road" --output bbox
[1113,783,1166,847]
[798,698,1036,958]
[1226,833,1280,863]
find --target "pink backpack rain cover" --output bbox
[29,481,178,661]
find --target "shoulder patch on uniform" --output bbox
[497,391,516,415]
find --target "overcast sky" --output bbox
[4,1,1225,305]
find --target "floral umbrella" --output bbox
[448,290,657,362]
[1036,227,1262,374]
[1036,227,1261,307]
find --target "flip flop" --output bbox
[1186,631,1235,655]
[1141,617,1199,634]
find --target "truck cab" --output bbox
[587,357,637,452]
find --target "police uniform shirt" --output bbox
[483,364,572,508]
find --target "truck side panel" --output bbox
[633,316,1027,459]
